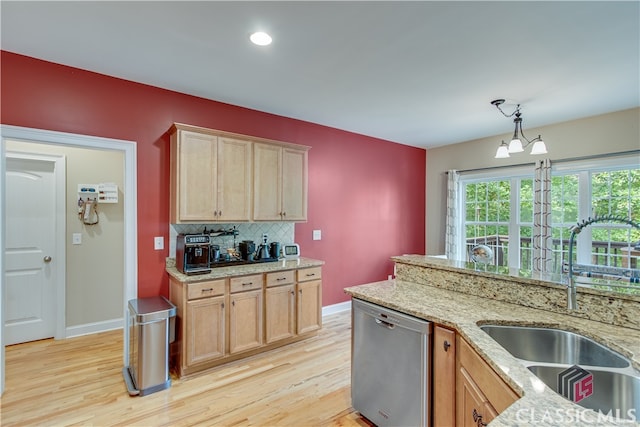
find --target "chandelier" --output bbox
[491,99,548,158]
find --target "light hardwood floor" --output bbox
[1,310,371,427]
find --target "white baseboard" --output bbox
[322,300,351,317]
[62,302,349,338]
[65,318,123,339]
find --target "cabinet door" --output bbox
[296,280,322,334]
[253,143,282,220]
[281,147,307,221]
[177,130,217,221]
[186,296,225,366]
[457,367,492,427]
[433,326,456,427]
[217,137,251,221]
[265,284,296,343]
[229,289,264,354]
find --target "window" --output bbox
[458,155,639,275]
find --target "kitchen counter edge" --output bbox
[166,257,324,283]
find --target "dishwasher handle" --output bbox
[375,318,396,329]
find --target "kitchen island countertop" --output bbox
[344,278,640,426]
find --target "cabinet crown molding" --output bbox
[171,123,311,152]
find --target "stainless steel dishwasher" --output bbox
[351,298,432,427]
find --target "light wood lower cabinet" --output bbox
[170,278,227,375]
[296,267,322,334]
[433,325,456,427]
[229,288,263,354]
[170,266,322,377]
[456,336,518,427]
[186,296,226,365]
[265,270,296,344]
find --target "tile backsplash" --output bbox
[169,222,295,257]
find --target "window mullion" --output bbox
[508,177,520,267]
[576,170,592,264]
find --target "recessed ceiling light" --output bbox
[250,31,272,46]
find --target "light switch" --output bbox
[313,229,322,241]
[154,236,164,250]
[72,233,82,245]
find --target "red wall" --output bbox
[1,51,425,306]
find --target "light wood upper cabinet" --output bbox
[170,125,251,223]
[217,136,252,221]
[253,143,308,221]
[170,123,309,223]
[171,130,217,222]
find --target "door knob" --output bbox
[44,256,52,263]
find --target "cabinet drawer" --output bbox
[187,279,226,300]
[266,270,295,287]
[297,267,322,282]
[230,274,263,293]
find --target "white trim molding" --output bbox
[1,124,138,373]
[322,300,351,317]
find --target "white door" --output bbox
[4,154,60,345]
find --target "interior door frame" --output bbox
[0,124,138,395]
[5,151,66,343]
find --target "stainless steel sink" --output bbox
[527,365,640,421]
[479,325,630,368]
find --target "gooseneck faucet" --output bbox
[567,215,640,309]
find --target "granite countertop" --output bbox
[166,257,324,283]
[344,279,640,426]
[391,254,640,302]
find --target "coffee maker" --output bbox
[176,234,211,275]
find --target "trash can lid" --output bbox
[128,296,176,322]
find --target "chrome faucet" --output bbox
[567,215,640,309]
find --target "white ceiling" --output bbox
[1,1,639,149]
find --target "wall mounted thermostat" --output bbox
[283,243,300,259]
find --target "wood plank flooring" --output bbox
[1,310,372,427]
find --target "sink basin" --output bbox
[527,365,640,421]
[480,325,630,368]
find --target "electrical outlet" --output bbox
[154,236,164,250]
[313,229,322,241]
[72,233,82,245]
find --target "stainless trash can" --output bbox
[123,296,176,396]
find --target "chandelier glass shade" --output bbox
[491,99,547,158]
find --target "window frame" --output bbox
[456,154,639,271]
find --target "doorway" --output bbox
[0,124,138,395]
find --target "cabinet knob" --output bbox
[443,340,451,352]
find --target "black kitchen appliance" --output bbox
[176,234,211,275]
[209,244,220,264]
[269,242,281,259]
[239,240,256,261]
